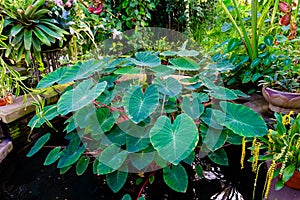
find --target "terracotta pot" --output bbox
[0,98,7,106]
[262,87,300,114]
[284,169,300,190]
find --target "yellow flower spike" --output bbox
[251,139,261,173]
[282,111,294,125]
[240,137,246,169]
[264,160,276,199]
[267,129,274,150]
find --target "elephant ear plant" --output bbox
[26,50,268,197]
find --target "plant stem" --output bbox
[271,0,280,26]
[295,0,300,22]
[136,173,155,200]
[251,0,258,59]
[220,0,254,60]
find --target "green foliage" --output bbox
[28,47,268,194]
[254,112,300,189]
[27,133,50,157]
[1,0,70,66]
[163,164,188,193]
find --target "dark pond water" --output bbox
[0,127,267,200]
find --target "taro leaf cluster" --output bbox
[27,50,268,194]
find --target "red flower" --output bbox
[279,2,290,13]
[93,3,103,15]
[279,13,291,26]
[88,6,95,13]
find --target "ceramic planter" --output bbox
[262,87,300,114]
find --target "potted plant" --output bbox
[259,45,300,114]
[251,111,300,199]
[0,0,70,77]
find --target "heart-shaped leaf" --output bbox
[181,95,204,119]
[27,133,51,157]
[209,86,238,100]
[127,51,160,67]
[129,151,154,170]
[123,84,159,124]
[150,113,199,165]
[107,166,128,193]
[163,164,188,193]
[215,102,268,137]
[154,77,182,97]
[59,59,109,84]
[57,79,107,115]
[37,67,68,88]
[208,148,229,166]
[169,57,199,71]
[97,144,127,174]
[201,125,228,151]
[150,65,175,77]
[126,134,150,153]
[57,145,86,168]
[176,50,199,57]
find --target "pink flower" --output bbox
[65,1,72,7]
[54,0,64,6]
[279,2,290,13]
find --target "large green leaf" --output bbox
[59,59,109,84]
[150,65,175,77]
[153,77,182,97]
[208,148,229,166]
[208,86,238,100]
[57,79,107,115]
[126,134,150,153]
[129,151,154,170]
[57,146,86,168]
[106,166,128,193]
[201,125,228,151]
[127,51,160,67]
[95,108,118,135]
[149,113,199,165]
[169,57,199,71]
[97,144,127,174]
[163,164,188,193]
[216,102,268,137]
[181,95,204,119]
[44,146,61,166]
[123,84,159,124]
[37,67,68,88]
[27,133,51,157]
[76,155,90,176]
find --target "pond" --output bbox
[0,127,267,200]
